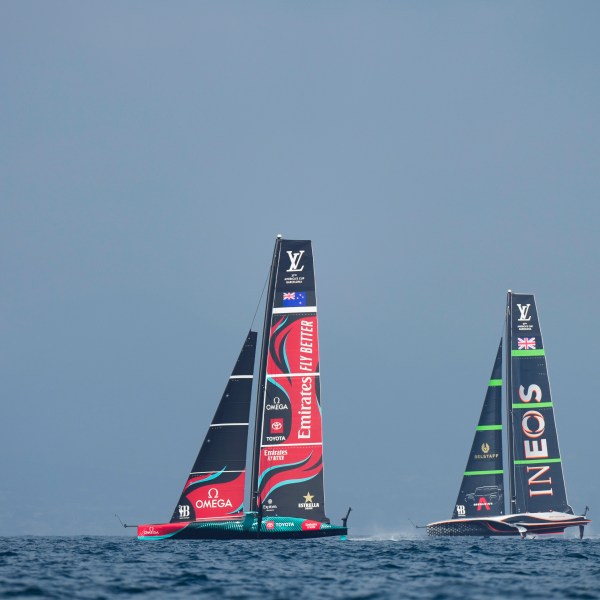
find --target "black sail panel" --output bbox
[252,239,327,522]
[508,294,572,514]
[170,332,257,523]
[453,340,504,519]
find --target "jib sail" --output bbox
[170,332,257,523]
[507,293,572,514]
[251,238,327,522]
[453,340,504,518]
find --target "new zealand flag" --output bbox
[282,291,306,307]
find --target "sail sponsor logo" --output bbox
[266,397,289,411]
[527,466,553,496]
[466,485,502,509]
[283,251,308,285]
[474,442,499,460]
[519,384,542,403]
[299,320,314,372]
[270,418,284,434]
[476,497,491,511]
[456,505,466,517]
[264,448,288,462]
[283,250,305,285]
[178,505,190,519]
[263,498,278,512]
[195,488,233,510]
[286,250,305,272]
[517,304,532,321]
[297,376,313,439]
[517,304,534,331]
[519,385,553,497]
[298,492,320,510]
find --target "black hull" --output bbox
[427,513,591,537]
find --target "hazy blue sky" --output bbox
[2,2,599,536]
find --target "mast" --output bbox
[250,235,282,508]
[506,290,517,514]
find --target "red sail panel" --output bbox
[178,470,246,521]
[266,315,319,376]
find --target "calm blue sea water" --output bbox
[1,535,599,599]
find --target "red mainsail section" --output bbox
[267,315,320,376]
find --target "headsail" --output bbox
[507,293,572,514]
[453,340,504,518]
[170,332,257,523]
[251,238,327,522]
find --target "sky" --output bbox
[2,2,599,537]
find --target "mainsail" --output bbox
[170,332,257,523]
[453,340,504,518]
[251,239,327,521]
[507,293,572,514]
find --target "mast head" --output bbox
[276,234,283,239]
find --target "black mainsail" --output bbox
[507,292,572,515]
[453,340,504,519]
[170,332,257,523]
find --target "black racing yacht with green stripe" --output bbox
[427,291,591,538]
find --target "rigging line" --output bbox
[249,267,270,331]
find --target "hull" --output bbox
[427,512,591,537]
[138,515,347,540]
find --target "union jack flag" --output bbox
[518,337,536,350]
[283,292,296,300]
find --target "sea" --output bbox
[1,535,599,599]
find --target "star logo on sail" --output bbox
[298,492,320,510]
[518,337,536,350]
[282,291,307,307]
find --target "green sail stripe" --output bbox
[511,349,545,357]
[488,379,502,387]
[514,458,561,465]
[463,470,504,476]
[511,402,553,409]
[476,425,502,431]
